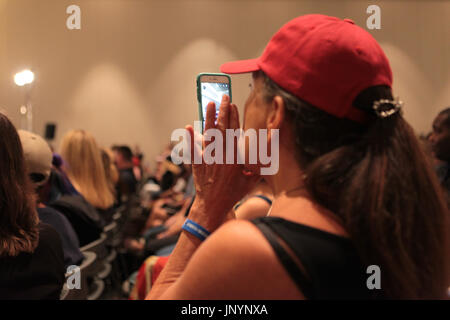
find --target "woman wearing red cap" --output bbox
[148,15,449,299]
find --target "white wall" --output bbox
[0,0,449,169]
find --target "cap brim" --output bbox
[220,58,261,74]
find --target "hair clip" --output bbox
[372,98,403,118]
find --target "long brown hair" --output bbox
[0,113,39,257]
[257,70,450,299]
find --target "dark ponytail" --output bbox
[256,70,450,299]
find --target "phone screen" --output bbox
[200,81,230,127]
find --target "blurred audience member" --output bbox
[101,148,119,198]
[48,193,103,247]
[0,113,64,299]
[40,171,103,246]
[132,145,144,181]
[40,153,81,201]
[428,108,450,199]
[19,130,84,268]
[40,155,104,247]
[61,130,115,223]
[158,156,182,193]
[155,197,194,240]
[183,164,195,198]
[113,145,138,205]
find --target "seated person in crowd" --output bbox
[48,190,104,247]
[100,148,119,222]
[428,107,450,201]
[140,145,179,201]
[134,159,191,235]
[50,152,80,197]
[124,197,190,254]
[113,145,139,205]
[37,166,104,247]
[19,129,84,268]
[60,130,116,225]
[101,148,119,200]
[0,113,65,299]
[132,145,144,182]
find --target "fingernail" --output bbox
[222,95,229,102]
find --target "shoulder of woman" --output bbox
[235,197,272,220]
[208,219,269,252]
[186,220,302,299]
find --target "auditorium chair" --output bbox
[60,251,97,300]
[80,234,109,299]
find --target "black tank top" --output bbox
[252,217,381,299]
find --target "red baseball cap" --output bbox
[220,14,393,122]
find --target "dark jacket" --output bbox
[0,223,65,299]
[49,195,104,247]
[38,206,84,267]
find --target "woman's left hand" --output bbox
[186,95,260,230]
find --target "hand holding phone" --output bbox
[196,73,232,132]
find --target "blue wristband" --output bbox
[182,219,211,241]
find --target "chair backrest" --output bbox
[113,207,128,226]
[61,251,97,300]
[80,233,108,260]
[104,222,121,252]
[103,221,118,239]
[111,210,127,247]
[87,279,105,300]
[112,212,122,222]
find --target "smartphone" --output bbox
[196,73,232,132]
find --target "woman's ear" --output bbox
[266,96,285,131]
[266,96,285,146]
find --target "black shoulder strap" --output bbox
[253,219,315,299]
[252,194,273,206]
